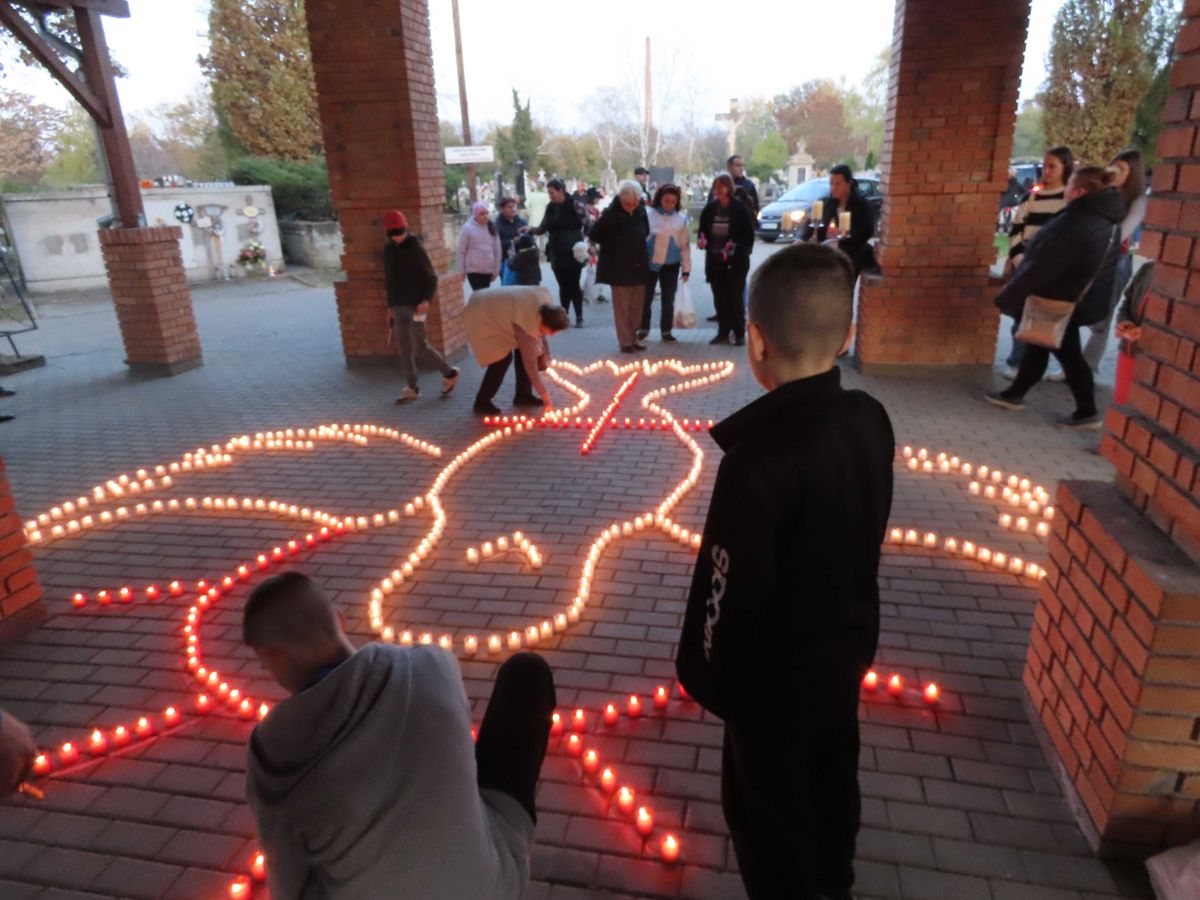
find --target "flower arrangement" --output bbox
[238,241,267,267]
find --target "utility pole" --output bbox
[645,36,652,164]
[451,0,476,202]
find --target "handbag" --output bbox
[1015,229,1117,349]
[674,279,697,330]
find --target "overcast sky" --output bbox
[4,0,1064,132]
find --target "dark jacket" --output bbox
[675,367,895,723]
[709,176,760,213]
[995,187,1123,327]
[802,190,877,276]
[495,214,528,259]
[588,201,650,287]
[510,243,542,286]
[383,237,438,307]
[1118,259,1154,326]
[698,198,756,282]
[534,198,590,267]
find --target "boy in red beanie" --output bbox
[383,210,459,402]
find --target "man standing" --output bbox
[634,167,652,204]
[709,156,759,214]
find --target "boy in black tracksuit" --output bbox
[676,243,894,900]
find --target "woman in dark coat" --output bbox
[530,178,590,327]
[986,166,1124,429]
[803,164,877,278]
[588,180,650,352]
[698,173,756,345]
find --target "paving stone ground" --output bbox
[0,249,1150,899]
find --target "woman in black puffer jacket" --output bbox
[531,178,590,327]
[987,166,1123,429]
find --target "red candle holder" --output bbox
[145,585,160,601]
[33,754,51,776]
[134,717,153,738]
[660,833,681,863]
[654,686,668,709]
[600,767,617,793]
[96,590,112,606]
[111,724,130,746]
[565,734,583,757]
[616,786,636,816]
[226,877,251,899]
[603,703,619,727]
[163,706,180,725]
[251,852,267,881]
[862,671,879,692]
[237,565,251,579]
[58,742,79,764]
[887,674,903,696]
[549,712,563,736]
[582,748,600,774]
[572,708,586,730]
[635,806,654,836]
[627,695,642,718]
[88,729,107,755]
[923,682,940,705]
[168,580,183,596]
[195,693,212,713]
[71,592,87,609]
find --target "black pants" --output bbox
[711,268,746,340]
[467,272,493,290]
[1001,321,1096,417]
[641,263,680,335]
[475,653,556,823]
[475,349,533,404]
[723,687,861,900]
[552,261,584,318]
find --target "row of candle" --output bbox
[997,512,1052,537]
[861,670,940,704]
[483,415,714,433]
[887,527,1046,579]
[465,532,543,568]
[227,851,268,897]
[34,705,184,773]
[580,372,640,454]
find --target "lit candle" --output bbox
[71,592,87,608]
[582,749,600,773]
[889,527,903,544]
[33,754,51,776]
[636,806,654,836]
[145,584,161,601]
[604,703,619,726]
[97,590,111,606]
[438,635,453,650]
[862,670,879,691]
[907,458,919,471]
[227,877,251,899]
[944,537,958,553]
[1036,521,1050,537]
[464,635,478,655]
[999,513,1012,528]
[977,547,992,564]
[466,548,479,565]
[566,734,583,757]
[481,542,494,558]
[59,742,79,764]
[984,485,996,499]
[488,634,502,653]
[1025,561,1041,578]
[572,708,586,730]
[88,729,107,755]
[550,712,563,736]
[508,631,521,651]
[923,532,937,548]
[654,686,669,709]
[134,717,153,737]
[196,693,212,713]
[923,683,940,704]
[163,706,180,725]
[887,674,903,696]
[962,540,976,558]
[251,852,267,881]
[660,833,681,863]
[617,786,636,815]
[627,695,642,718]
[1015,517,1028,532]
[905,529,919,545]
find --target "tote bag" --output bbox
[1015,229,1116,350]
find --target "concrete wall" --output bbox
[0,185,285,295]
[279,220,343,269]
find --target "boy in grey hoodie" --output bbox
[243,573,555,899]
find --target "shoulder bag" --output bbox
[1016,228,1117,349]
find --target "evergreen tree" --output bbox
[200,0,322,160]
[494,90,543,183]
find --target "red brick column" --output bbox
[856,0,1030,371]
[1023,4,1200,859]
[98,226,203,377]
[0,454,47,646]
[305,0,466,366]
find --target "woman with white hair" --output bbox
[588,180,651,352]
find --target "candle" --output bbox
[227,877,251,899]
[59,742,78,764]
[999,513,1012,528]
[905,529,919,545]
[1025,561,1041,578]
[887,674,903,696]
[71,592,87,608]
[196,693,212,713]
[889,527,903,544]
[1044,506,1055,520]
[258,703,271,721]
[438,635,453,650]
[862,670,878,691]
[97,590,111,606]
[660,833,681,863]
[163,706,180,725]
[33,754,51,776]
[616,786,636,815]
[1036,521,1050,537]
[604,703,619,726]
[627,695,642,718]
[89,729,108,755]
[464,635,478,655]
[902,445,913,458]
[251,852,267,881]
[508,631,521,651]
[1016,517,1028,532]
[582,749,600,774]
[977,548,992,564]
[636,806,654,836]
[923,532,937,548]
[600,767,618,792]
[907,458,919,471]
[145,584,160,601]
[481,541,494,557]
[811,199,824,222]
[654,686,668,709]
[945,537,958,553]
[550,712,563,736]
[572,708,586,730]
[566,734,583,757]
[923,683,940,705]
[488,634,502,653]
[984,485,996,499]
[134,718,153,737]
[962,540,976,558]
[466,548,479,565]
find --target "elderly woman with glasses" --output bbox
[587,180,652,352]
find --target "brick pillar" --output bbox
[856,0,1029,371]
[305,0,466,366]
[98,226,203,377]
[1022,6,1200,859]
[0,454,47,646]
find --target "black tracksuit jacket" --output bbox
[675,367,895,723]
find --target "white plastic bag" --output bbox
[674,279,697,330]
[1147,839,1200,899]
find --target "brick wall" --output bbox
[0,454,47,646]
[97,226,203,376]
[856,0,1030,370]
[1024,2,1200,858]
[306,0,466,365]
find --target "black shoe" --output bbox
[512,394,543,407]
[474,401,502,415]
[0,414,12,422]
[709,335,729,346]
[576,316,584,327]
[0,388,14,398]
[620,345,638,353]
[661,333,678,343]
[635,329,649,341]
[706,314,719,322]
[633,342,647,351]
[1055,411,1103,429]
[984,391,1024,411]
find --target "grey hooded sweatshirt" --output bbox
[246,643,533,899]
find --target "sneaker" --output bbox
[620,345,638,354]
[1055,411,1103,429]
[512,394,543,407]
[473,401,502,415]
[395,387,419,403]
[984,391,1024,411]
[633,342,647,351]
[0,387,14,398]
[661,333,678,343]
[441,368,460,396]
[709,334,729,346]
[0,414,12,423]
[1045,369,1066,382]
[635,329,649,341]
[1001,366,1018,381]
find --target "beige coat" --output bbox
[463,285,553,393]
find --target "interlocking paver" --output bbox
[0,262,1151,898]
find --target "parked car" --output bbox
[997,160,1041,232]
[755,176,882,243]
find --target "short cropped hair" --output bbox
[748,243,854,362]
[538,305,570,332]
[727,155,743,167]
[243,572,339,649]
[498,196,517,209]
[617,180,643,200]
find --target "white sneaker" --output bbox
[395,387,419,403]
[1045,369,1066,382]
[1001,366,1018,380]
[441,368,460,396]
